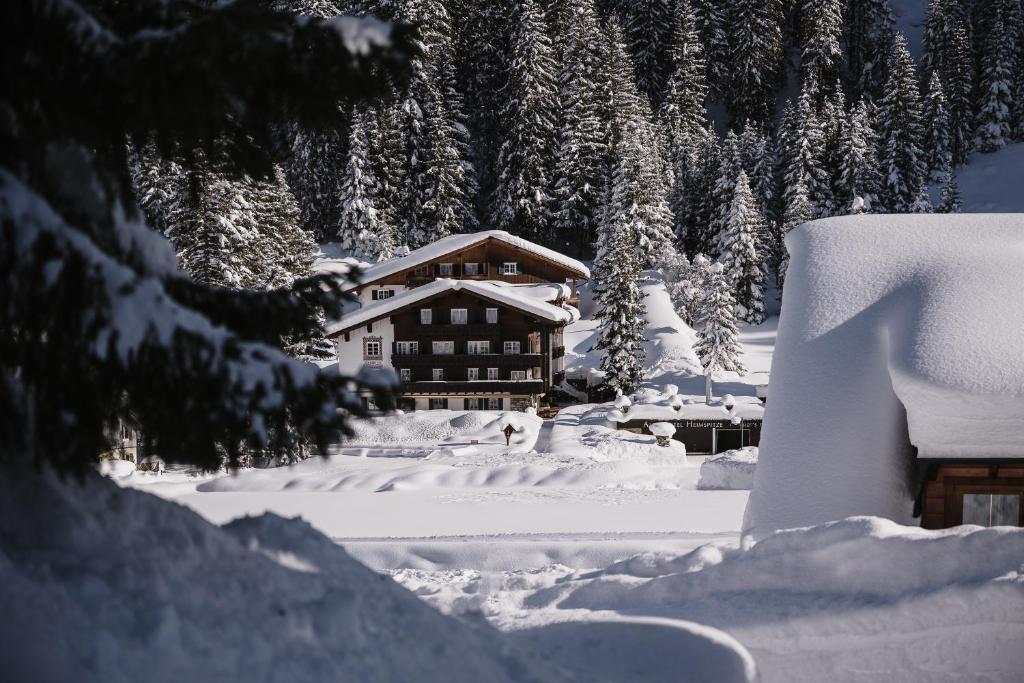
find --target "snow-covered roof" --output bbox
[607,389,764,423]
[745,214,1024,536]
[326,278,578,336]
[345,231,590,289]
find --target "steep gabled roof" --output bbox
[344,231,590,290]
[326,279,579,337]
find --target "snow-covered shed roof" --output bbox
[607,388,764,423]
[745,214,1024,536]
[326,278,579,337]
[345,231,591,290]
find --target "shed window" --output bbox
[486,398,501,410]
[962,493,1021,527]
[464,262,480,275]
[438,263,454,276]
[502,262,518,275]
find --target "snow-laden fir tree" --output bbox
[708,130,743,258]
[624,0,675,109]
[777,175,811,288]
[738,121,777,223]
[695,262,745,404]
[975,17,1014,152]
[3,0,409,473]
[371,95,411,244]
[922,72,953,180]
[663,250,701,327]
[693,0,727,99]
[937,169,962,212]
[844,0,896,100]
[800,0,844,95]
[835,98,882,212]
[718,171,766,324]
[784,89,833,218]
[552,0,607,256]
[819,85,847,217]
[877,34,928,212]
[493,0,558,244]
[946,26,976,164]
[337,104,394,261]
[725,0,784,125]
[592,165,647,395]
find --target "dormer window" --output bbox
[502,262,518,275]
[438,263,454,276]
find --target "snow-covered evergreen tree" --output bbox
[843,0,895,100]
[937,169,962,212]
[493,0,558,244]
[778,175,811,288]
[800,0,844,94]
[877,34,927,212]
[694,263,744,403]
[784,90,832,218]
[624,0,675,109]
[725,0,784,125]
[923,72,953,180]
[975,17,1014,152]
[552,0,607,256]
[693,0,727,98]
[337,104,394,261]
[947,26,976,164]
[718,171,766,324]
[835,98,882,212]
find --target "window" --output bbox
[466,341,490,355]
[399,368,411,382]
[420,308,432,325]
[465,398,481,410]
[510,370,526,380]
[414,265,429,277]
[502,262,518,275]
[487,368,499,380]
[486,398,501,410]
[429,398,447,410]
[467,368,480,380]
[450,308,468,325]
[371,288,395,301]
[464,262,480,275]
[503,341,521,355]
[438,263,454,276]
[962,493,1022,527]
[432,368,444,381]
[363,337,382,359]
[486,308,498,324]
[432,341,455,355]
[395,341,419,355]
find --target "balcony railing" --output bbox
[392,352,543,371]
[400,380,546,395]
[408,323,500,337]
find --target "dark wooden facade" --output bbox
[918,460,1024,529]
[333,287,566,404]
[355,238,585,301]
[616,418,762,455]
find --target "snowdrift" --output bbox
[0,464,573,683]
[745,214,1024,535]
[698,447,757,490]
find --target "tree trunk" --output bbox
[705,371,713,405]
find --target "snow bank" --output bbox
[698,447,757,490]
[346,409,497,446]
[0,464,571,683]
[745,214,1024,536]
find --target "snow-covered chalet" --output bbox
[326,231,589,412]
[744,214,1024,536]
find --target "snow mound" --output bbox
[698,447,757,490]
[347,410,496,446]
[0,464,572,683]
[746,214,1024,535]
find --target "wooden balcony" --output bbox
[400,380,546,395]
[408,323,500,338]
[392,352,543,372]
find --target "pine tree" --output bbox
[836,99,882,212]
[784,90,832,218]
[801,0,845,94]
[372,95,411,245]
[975,17,1014,152]
[726,0,784,125]
[337,104,394,261]
[624,0,675,109]
[844,0,896,100]
[937,169,962,212]
[695,263,744,403]
[877,34,928,212]
[552,0,607,256]
[3,0,409,473]
[693,0,727,98]
[947,26,976,164]
[923,72,953,180]
[592,181,647,395]
[708,131,743,259]
[718,171,766,324]
[664,250,701,326]
[493,0,558,244]
[778,175,811,288]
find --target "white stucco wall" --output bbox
[335,318,395,375]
